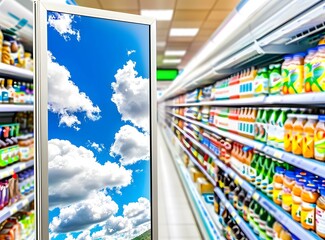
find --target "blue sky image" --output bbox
[46,11,151,240]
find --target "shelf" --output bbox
[172,124,216,186]
[162,127,224,240]
[0,104,33,112]
[215,188,259,240]
[0,159,34,180]
[0,63,33,81]
[169,112,325,178]
[252,191,322,240]
[167,92,325,107]
[0,192,34,223]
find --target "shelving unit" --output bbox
[214,188,258,240]
[0,159,34,180]
[169,112,325,178]
[0,192,34,223]
[0,63,33,81]
[162,126,224,240]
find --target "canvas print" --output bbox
[46,11,151,240]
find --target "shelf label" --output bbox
[235,216,241,224]
[225,202,230,208]
[10,206,18,215]
[253,192,259,201]
[231,211,236,218]
[274,151,283,159]
[235,177,243,186]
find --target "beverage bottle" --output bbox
[282,171,295,212]
[275,108,290,149]
[284,114,297,152]
[0,80,9,104]
[269,63,282,95]
[316,187,325,238]
[6,79,15,104]
[273,166,285,205]
[254,67,269,96]
[291,177,304,222]
[303,115,318,159]
[249,150,259,184]
[315,114,325,161]
[244,149,253,180]
[311,45,325,92]
[288,53,305,94]
[260,156,271,193]
[304,47,318,92]
[253,202,262,234]
[301,183,319,231]
[258,207,268,240]
[267,108,280,147]
[248,200,256,228]
[232,185,241,208]
[266,214,275,240]
[292,114,307,155]
[255,153,265,188]
[243,195,251,222]
[255,108,263,141]
[265,160,276,199]
[260,108,270,143]
[282,55,293,95]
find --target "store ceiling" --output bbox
[75,0,240,69]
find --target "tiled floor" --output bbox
[158,127,202,240]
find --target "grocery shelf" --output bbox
[172,124,216,186]
[214,188,258,240]
[162,126,224,240]
[0,159,34,180]
[0,63,33,81]
[0,192,34,223]
[0,104,33,112]
[169,112,325,178]
[252,191,322,240]
[167,92,325,107]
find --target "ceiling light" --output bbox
[163,59,182,64]
[165,50,186,56]
[141,9,173,21]
[170,28,199,37]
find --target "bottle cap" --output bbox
[7,79,12,85]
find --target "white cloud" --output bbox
[127,50,136,56]
[91,198,151,239]
[48,12,80,41]
[48,139,132,207]
[87,140,105,153]
[111,60,150,131]
[48,51,101,129]
[50,191,117,233]
[110,125,150,165]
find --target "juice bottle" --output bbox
[259,207,268,239]
[282,171,295,212]
[303,114,318,159]
[237,189,246,217]
[316,187,325,238]
[292,114,307,155]
[275,108,290,149]
[311,45,325,92]
[267,108,280,147]
[279,227,292,240]
[243,195,252,222]
[266,214,275,240]
[304,47,318,93]
[288,53,305,94]
[284,114,296,152]
[253,202,262,234]
[255,108,263,141]
[244,149,253,180]
[291,178,304,222]
[260,108,270,143]
[248,200,256,228]
[301,183,319,231]
[265,160,276,199]
[315,114,325,161]
[254,67,269,96]
[282,55,293,95]
[260,157,271,193]
[249,150,259,184]
[269,64,282,95]
[273,221,283,239]
[255,153,265,188]
[273,166,285,205]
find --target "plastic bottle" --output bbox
[279,227,292,240]
[259,207,268,239]
[260,108,270,143]
[304,48,318,93]
[316,187,325,238]
[315,114,325,161]
[243,195,252,222]
[237,189,246,217]
[291,178,304,222]
[292,114,307,155]
[311,45,325,92]
[273,166,285,205]
[273,221,283,239]
[301,183,319,231]
[249,150,259,184]
[282,171,295,212]
[0,79,9,104]
[269,64,282,95]
[254,67,269,96]
[267,108,281,147]
[253,202,262,234]
[255,108,263,141]
[248,200,256,228]
[255,153,265,188]
[265,160,276,199]
[288,53,305,94]
[284,114,297,152]
[6,79,15,104]
[303,114,318,159]
[260,157,271,193]
[282,55,293,95]
[275,108,290,149]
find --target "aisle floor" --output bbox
[158,127,202,239]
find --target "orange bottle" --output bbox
[291,178,304,222]
[284,114,297,152]
[273,167,285,205]
[292,114,307,155]
[316,187,325,238]
[282,171,295,212]
[301,183,319,231]
[303,115,318,159]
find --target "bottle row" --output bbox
[0,79,34,105]
[0,29,33,71]
[171,39,325,104]
[172,106,325,162]
[170,121,325,238]
[0,206,34,239]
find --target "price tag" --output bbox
[225,202,230,208]
[235,217,241,224]
[10,206,18,215]
[229,171,235,178]
[235,177,243,186]
[274,151,283,159]
[231,211,236,218]
[253,192,259,201]
[10,170,14,175]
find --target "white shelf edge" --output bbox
[0,63,33,81]
[0,104,33,112]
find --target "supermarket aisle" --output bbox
[157,127,202,240]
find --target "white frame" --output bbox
[34,1,157,239]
